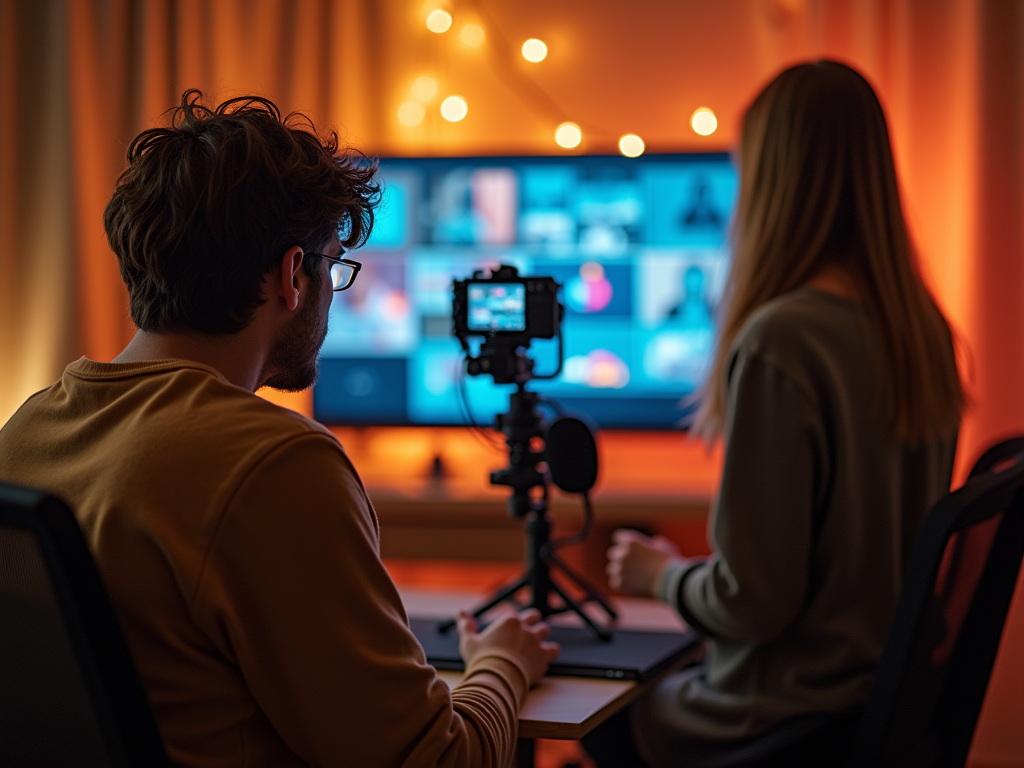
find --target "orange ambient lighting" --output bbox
[397,101,426,126]
[411,76,438,102]
[461,24,485,46]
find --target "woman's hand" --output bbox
[606,529,681,597]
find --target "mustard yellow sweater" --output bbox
[0,358,525,768]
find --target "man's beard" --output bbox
[261,277,331,392]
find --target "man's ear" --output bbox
[275,246,305,312]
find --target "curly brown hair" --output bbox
[104,90,380,334]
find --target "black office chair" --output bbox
[0,482,170,767]
[844,456,1024,767]
[656,455,1024,768]
[968,435,1024,479]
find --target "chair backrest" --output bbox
[969,435,1024,479]
[0,483,169,767]
[847,459,1024,768]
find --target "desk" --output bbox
[400,588,699,752]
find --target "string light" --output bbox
[690,107,718,136]
[555,122,582,149]
[521,39,548,63]
[441,95,469,122]
[411,76,438,102]
[397,101,426,127]
[426,9,452,33]
[461,24,485,46]
[618,134,645,157]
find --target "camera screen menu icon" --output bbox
[467,284,527,332]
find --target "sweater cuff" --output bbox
[463,650,531,704]
[675,559,719,638]
[657,557,694,606]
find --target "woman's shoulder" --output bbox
[730,287,871,381]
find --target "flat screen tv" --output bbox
[313,153,737,429]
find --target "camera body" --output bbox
[452,265,563,384]
[452,264,560,347]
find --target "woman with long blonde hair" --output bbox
[591,61,962,766]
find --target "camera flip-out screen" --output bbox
[467,284,526,333]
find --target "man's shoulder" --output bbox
[154,368,338,454]
[73,359,340,468]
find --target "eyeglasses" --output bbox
[311,252,362,291]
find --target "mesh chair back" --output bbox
[0,483,169,767]
[847,461,1024,768]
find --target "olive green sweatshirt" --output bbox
[0,359,526,768]
[650,289,956,746]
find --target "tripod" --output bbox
[438,381,617,641]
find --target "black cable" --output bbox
[456,355,506,452]
[542,491,594,555]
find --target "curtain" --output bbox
[1,0,372,415]
[1,1,1022,762]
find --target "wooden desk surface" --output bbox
[401,588,696,740]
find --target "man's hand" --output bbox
[457,609,560,688]
[606,529,680,597]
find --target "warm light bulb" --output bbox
[397,101,426,127]
[555,122,582,149]
[521,38,548,63]
[440,95,468,122]
[618,134,645,157]
[461,23,485,46]
[690,107,718,136]
[411,76,438,102]
[426,9,452,33]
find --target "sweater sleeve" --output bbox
[679,353,828,643]
[191,432,525,768]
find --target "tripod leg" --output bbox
[548,578,613,642]
[437,574,530,633]
[546,550,618,621]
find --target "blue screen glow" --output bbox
[314,153,737,429]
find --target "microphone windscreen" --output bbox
[545,416,598,493]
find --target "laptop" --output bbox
[410,618,699,682]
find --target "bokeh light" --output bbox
[690,107,718,136]
[461,23,485,46]
[440,95,468,122]
[555,122,582,149]
[397,101,426,127]
[411,76,437,102]
[521,38,548,62]
[618,134,645,157]
[426,9,452,33]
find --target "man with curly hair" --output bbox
[0,91,557,768]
